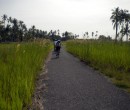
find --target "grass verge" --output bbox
[0,40,52,110]
[65,40,130,93]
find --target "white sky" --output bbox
[0,0,130,38]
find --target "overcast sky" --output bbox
[0,0,130,38]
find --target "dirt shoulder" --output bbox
[28,51,52,110]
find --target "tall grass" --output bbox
[0,40,52,110]
[66,40,130,92]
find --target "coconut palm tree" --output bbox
[85,32,89,38]
[5,24,11,41]
[7,17,13,28]
[19,20,26,41]
[110,7,121,41]
[124,12,130,41]
[2,14,7,28]
[119,9,130,41]
[83,34,85,39]
[124,22,130,41]
[119,9,125,41]
[119,9,129,41]
[95,31,98,39]
[0,21,3,32]
[19,21,23,27]
[57,29,60,36]
[12,18,19,41]
[12,18,18,27]
[92,32,94,38]
[21,24,27,41]
[31,25,36,38]
[8,17,12,23]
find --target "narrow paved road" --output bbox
[43,48,130,110]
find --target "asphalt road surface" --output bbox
[43,48,130,110]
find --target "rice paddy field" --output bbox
[0,40,51,110]
[66,40,130,93]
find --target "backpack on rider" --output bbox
[55,40,61,51]
[55,40,61,58]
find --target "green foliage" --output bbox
[66,40,130,92]
[110,7,130,41]
[0,14,50,42]
[0,40,51,110]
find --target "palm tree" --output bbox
[19,21,23,27]
[124,22,130,41]
[19,20,25,41]
[119,9,125,41]
[110,7,121,41]
[95,31,98,39]
[0,21,4,41]
[85,32,89,38]
[2,14,7,28]
[0,21,3,41]
[57,29,60,36]
[83,34,85,39]
[21,24,27,41]
[124,12,130,41]
[12,18,18,27]
[0,21,3,31]
[8,17,12,23]
[45,31,48,38]
[48,30,53,37]
[12,18,18,41]
[36,29,40,38]
[92,32,94,38]
[7,17,13,28]
[31,25,36,38]
[5,24,11,41]
[119,9,129,41]
[119,9,130,41]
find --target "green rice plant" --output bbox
[66,40,130,92]
[0,40,52,110]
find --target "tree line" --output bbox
[1,7,129,42]
[0,15,50,42]
[0,14,78,42]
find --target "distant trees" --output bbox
[98,35,112,41]
[62,31,73,41]
[110,7,130,41]
[48,30,61,40]
[83,32,89,39]
[83,31,98,39]
[61,31,78,41]
[0,14,51,42]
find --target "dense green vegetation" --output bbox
[66,40,130,92]
[0,14,60,42]
[0,40,51,110]
[110,7,130,41]
[0,14,78,42]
